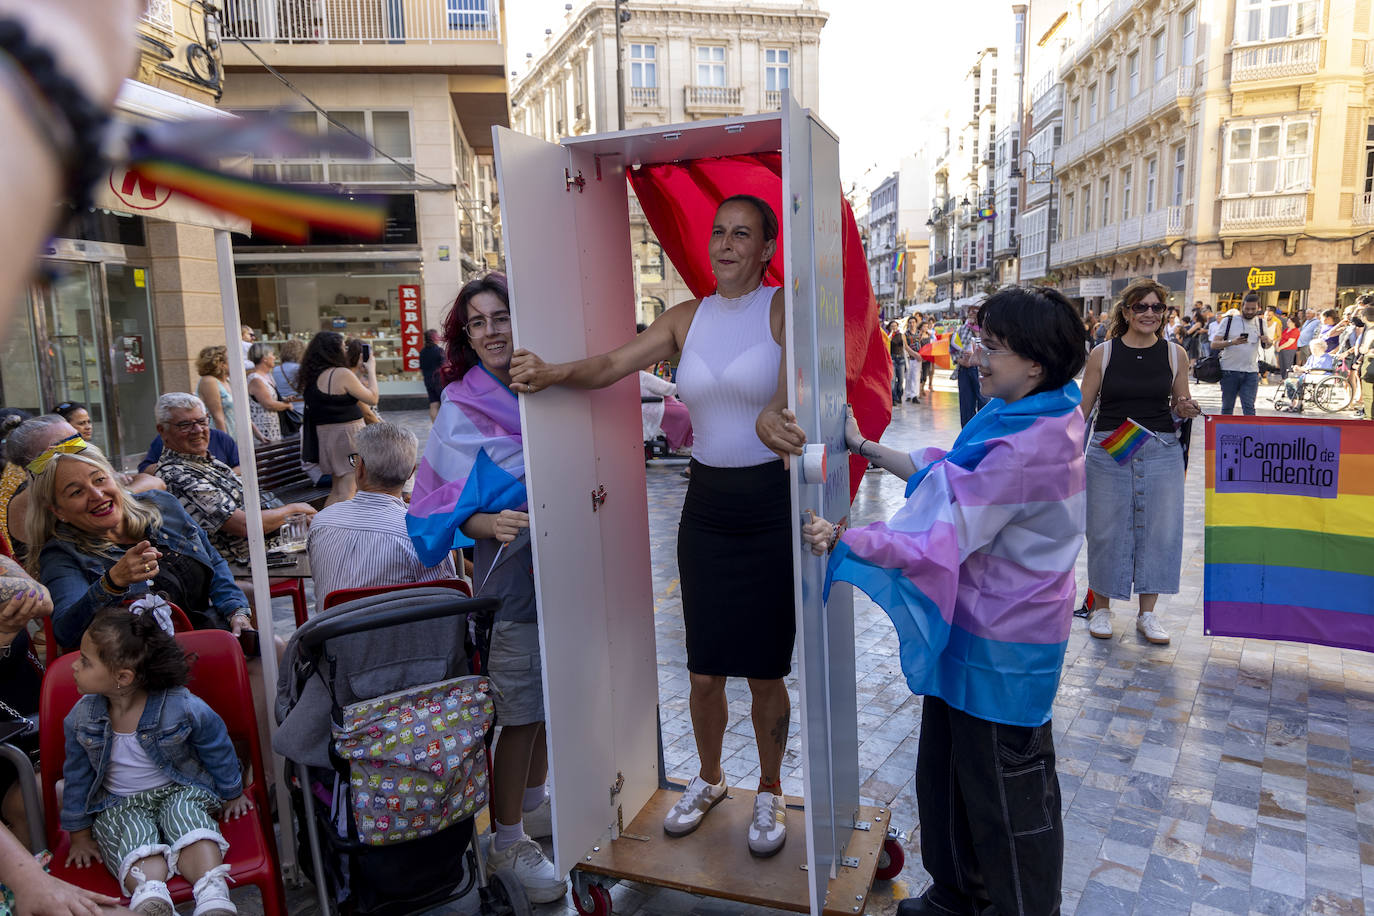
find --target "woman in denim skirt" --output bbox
[1078,278,1202,645]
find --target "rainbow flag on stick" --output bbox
[1099,419,1155,464]
[1204,415,1374,653]
[918,332,952,370]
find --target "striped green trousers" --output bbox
[91,784,226,883]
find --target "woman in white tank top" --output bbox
[510,195,807,858]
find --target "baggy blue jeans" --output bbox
[1219,369,1259,415]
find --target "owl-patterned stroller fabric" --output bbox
[274,587,516,916]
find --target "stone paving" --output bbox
[247,372,1373,916]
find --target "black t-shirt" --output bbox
[419,344,446,399]
[1096,338,1175,434]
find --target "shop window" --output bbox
[1223,119,1311,195]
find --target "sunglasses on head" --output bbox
[1130,302,1167,314]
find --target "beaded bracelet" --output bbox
[0,18,111,211]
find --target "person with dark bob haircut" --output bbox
[510,194,808,858]
[802,285,1090,916]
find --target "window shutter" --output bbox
[1341,191,1355,219]
[1344,108,1364,186]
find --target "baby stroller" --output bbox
[275,587,529,916]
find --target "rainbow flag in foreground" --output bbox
[1204,415,1374,653]
[1100,419,1154,464]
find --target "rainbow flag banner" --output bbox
[918,332,952,370]
[1099,419,1153,464]
[1204,415,1374,653]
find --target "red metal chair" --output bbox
[320,576,471,612]
[39,629,287,916]
[270,577,309,628]
[42,602,194,666]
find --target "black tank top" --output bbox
[1095,338,1175,433]
[889,332,906,359]
[303,368,364,424]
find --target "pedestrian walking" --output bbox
[887,320,909,406]
[949,310,987,426]
[1077,279,1202,645]
[1210,291,1270,415]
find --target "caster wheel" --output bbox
[486,868,533,916]
[875,836,906,881]
[573,882,612,916]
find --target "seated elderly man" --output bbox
[138,425,240,474]
[2,414,163,558]
[308,421,456,610]
[153,392,315,565]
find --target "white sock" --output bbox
[493,818,524,852]
[522,785,547,813]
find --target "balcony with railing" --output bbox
[1220,194,1306,231]
[1152,64,1195,112]
[685,85,743,113]
[224,0,500,42]
[629,86,660,108]
[1031,83,1063,128]
[764,90,783,110]
[930,258,953,277]
[1230,36,1320,83]
[1019,249,1047,281]
[1356,192,1374,227]
[222,0,503,68]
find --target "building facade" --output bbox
[1041,0,1374,317]
[219,0,509,400]
[510,0,827,320]
[867,155,932,318]
[928,48,1000,307]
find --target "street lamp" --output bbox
[615,0,631,131]
[1010,149,1055,282]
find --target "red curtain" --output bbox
[628,155,891,500]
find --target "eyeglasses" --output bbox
[1130,302,1168,314]
[464,313,511,337]
[348,453,358,467]
[172,417,211,433]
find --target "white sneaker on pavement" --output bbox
[662,774,727,837]
[522,795,552,839]
[1136,612,1170,645]
[486,835,567,904]
[747,792,786,857]
[1088,608,1113,639]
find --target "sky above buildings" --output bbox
[505,0,1010,197]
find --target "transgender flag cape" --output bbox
[826,382,1087,727]
[407,365,526,567]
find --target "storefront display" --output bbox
[1209,265,1310,315]
[235,261,427,395]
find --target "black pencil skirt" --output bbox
[677,458,795,680]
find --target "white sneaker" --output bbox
[522,795,552,839]
[1088,608,1113,639]
[191,864,236,916]
[486,835,567,904]
[747,792,786,857]
[662,774,727,838]
[128,867,175,916]
[1136,612,1171,645]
